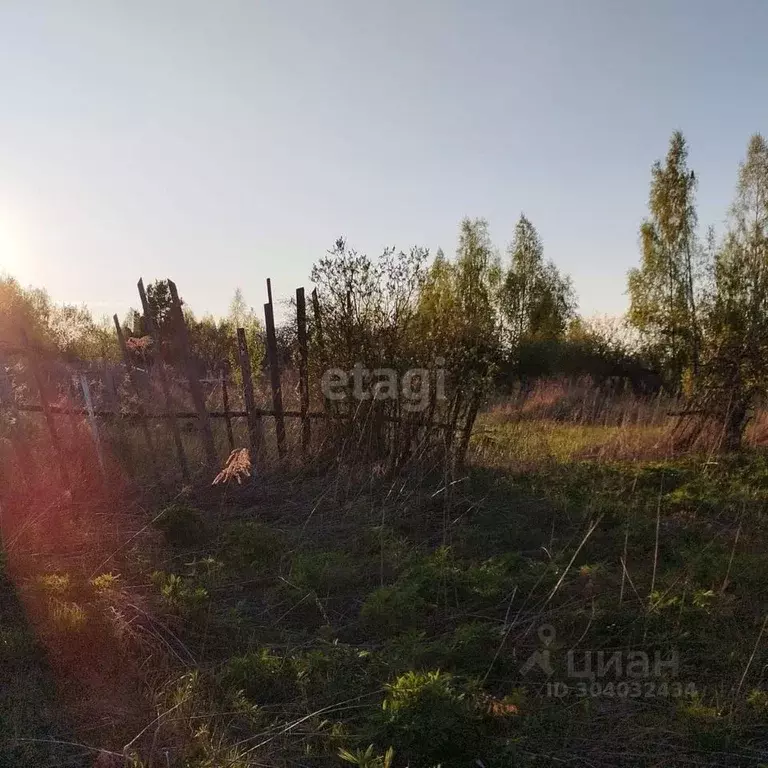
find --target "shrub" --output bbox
[154,502,208,548]
[360,585,429,638]
[379,670,486,767]
[220,521,285,572]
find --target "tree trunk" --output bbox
[724,399,749,452]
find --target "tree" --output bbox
[499,214,576,345]
[226,288,264,375]
[0,276,54,348]
[134,279,176,341]
[700,134,768,448]
[628,131,701,388]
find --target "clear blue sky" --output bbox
[1,0,767,322]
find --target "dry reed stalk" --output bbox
[212,448,252,485]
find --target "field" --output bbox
[1,384,768,767]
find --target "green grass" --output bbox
[3,424,768,766]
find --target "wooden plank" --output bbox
[79,373,107,480]
[20,329,70,489]
[102,361,119,413]
[296,287,310,458]
[12,401,454,429]
[310,287,330,414]
[113,315,159,476]
[167,279,217,469]
[65,373,82,433]
[220,366,235,452]
[264,297,286,458]
[455,393,481,468]
[310,288,324,350]
[236,327,263,466]
[137,278,190,483]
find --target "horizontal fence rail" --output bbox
[0,275,467,487]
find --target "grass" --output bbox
[2,390,768,766]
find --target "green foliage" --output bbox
[699,134,768,447]
[338,744,394,768]
[154,502,208,548]
[360,584,429,638]
[379,670,493,767]
[152,571,209,615]
[219,521,284,572]
[221,648,298,704]
[291,550,360,595]
[0,274,117,358]
[628,131,702,388]
[90,572,120,594]
[37,572,71,595]
[500,214,576,345]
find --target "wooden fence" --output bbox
[0,277,466,488]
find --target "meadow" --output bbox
[2,379,767,768]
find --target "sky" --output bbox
[1,0,767,323]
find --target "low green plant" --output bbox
[154,502,208,548]
[152,571,209,615]
[291,550,360,594]
[360,584,429,637]
[220,648,298,704]
[378,670,488,767]
[338,744,394,768]
[219,521,285,572]
[90,572,120,593]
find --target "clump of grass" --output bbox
[154,501,208,548]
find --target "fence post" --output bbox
[20,329,71,490]
[311,288,330,414]
[236,327,263,466]
[296,287,310,459]
[113,315,160,479]
[220,365,235,452]
[264,282,286,458]
[102,360,119,414]
[455,392,481,469]
[167,279,217,470]
[137,278,190,483]
[79,373,106,481]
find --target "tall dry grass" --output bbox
[473,377,768,468]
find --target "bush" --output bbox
[219,521,285,573]
[154,502,208,548]
[360,585,429,638]
[378,670,488,767]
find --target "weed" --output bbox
[154,502,208,548]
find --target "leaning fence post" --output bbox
[264,282,286,458]
[20,329,70,490]
[167,279,217,470]
[113,315,160,480]
[79,373,107,481]
[236,327,263,466]
[137,278,190,484]
[296,287,310,459]
[220,365,235,452]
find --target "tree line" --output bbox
[1,130,766,448]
